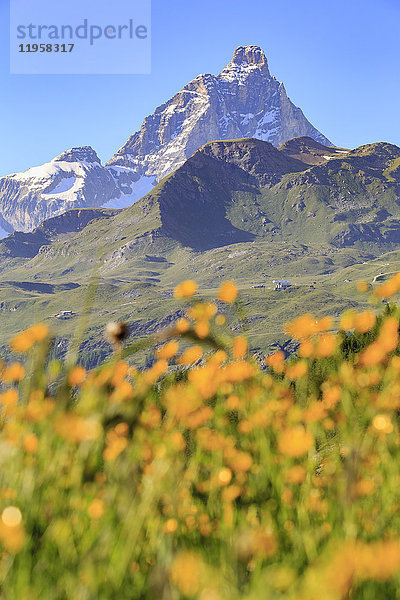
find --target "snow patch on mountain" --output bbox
[0,227,10,240]
[0,147,120,232]
[104,173,154,208]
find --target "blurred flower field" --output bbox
[2,277,400,598]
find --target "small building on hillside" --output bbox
[273,280,291,291]
[55,310,75,320]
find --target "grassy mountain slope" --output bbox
[1,137,400,365]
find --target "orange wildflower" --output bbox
[340,311,356,332]
[298,339,314,358]
[314,333,336,358]
[278,426,314,458]
[68,365,86,387]
[0,507,25,553]
[285,313,318,339]
[265,351,285,373]
[2,363,26,383]
[284,465,307,484]
[23,434,39,454]
[0,389,19,407]
[355,311,376,334]
[177,345,203,366]
[174,280,198,299]
[110,361,129,386]
[194,320,210,339]
[218,281,238,303]
[163,518,178,534]
[54,414,102,443]
[175,317,190,333]
[156,340,179,360]
[10,323,49,353]
[304,401,327,423]
[215,314,226,326]
[285,361,308,380]
[233,336,248,360]
[218,468,233,486]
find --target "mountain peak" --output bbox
[55,147,101,165]
[219,45,270,82]
[232,45,268,67]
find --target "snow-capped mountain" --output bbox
[106,45,331,203]
[0,147,118,234]
[0,45,332,234]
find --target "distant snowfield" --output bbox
[103,174,154,209]
[42,176,77,196]
[9,159,90,203]
[11,159,90,182]
[0,226,9,240]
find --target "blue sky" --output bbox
[0,0,399,177]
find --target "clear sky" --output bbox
[0,0,399,177]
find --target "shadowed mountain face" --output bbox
[150,139,308,249]
[0,208,119,260]
[2,137,400,261]
[112,138,400,253]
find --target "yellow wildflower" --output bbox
[169,551,205,597]
[372,414,393,434]
[87,499,104,519]
[218,468,232,486]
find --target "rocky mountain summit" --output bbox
[107,46,332,201]
[0,46,332,234]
